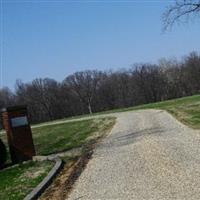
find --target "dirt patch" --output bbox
[39,151,92,200]
[22,168,46,179]
[39,161,75,200]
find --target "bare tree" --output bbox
[15,78,61,122]
[0,87,14,108]
[0,87,15,128]
[63,70,103,114]
[1,52,199,125]
[163,0,200,31]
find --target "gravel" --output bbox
[66,109,200,200]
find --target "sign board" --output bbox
[2,106,35,163]
[11,116,28,128]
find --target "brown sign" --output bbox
[1,106,36,164]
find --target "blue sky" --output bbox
[1,0,200,90]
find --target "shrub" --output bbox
[0,139,7,167]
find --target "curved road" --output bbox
[67,110,200,200]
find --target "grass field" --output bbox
[32,117,115,155]
[0,161,53,200]
[32,95,200,130]
[0,117,115,156]
[108,95,200,129]
[60,95,199,129]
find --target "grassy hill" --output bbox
[105,94,200,129]
[30,95,200,130]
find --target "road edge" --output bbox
[24,157,63,200]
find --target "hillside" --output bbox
[106,95,200,129]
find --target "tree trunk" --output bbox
[88,102,92,114]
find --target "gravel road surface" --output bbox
[67,109,200,200]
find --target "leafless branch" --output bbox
[163,0,200,31]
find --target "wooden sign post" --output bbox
[1,106,35,164]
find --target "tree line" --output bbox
[0,52,200,125]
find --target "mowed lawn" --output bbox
[0,161,53,200]
[0,117,115,156]
[31,95,200,131]
[98,95,200,129]
[32,117,116,155]
[129,95,200,129]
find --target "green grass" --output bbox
[134,95,200,129]
[32,95,200,130]
[32,117,115,155]
[0,160,53,200]
[33,95,200,130]
[0,117,115,159]
[101,95,200,129]
[45,95,200,129]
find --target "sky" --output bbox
[1,0,200,90]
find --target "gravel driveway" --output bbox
[67,109,200,200]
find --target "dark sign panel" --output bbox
[11,116,28,128]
